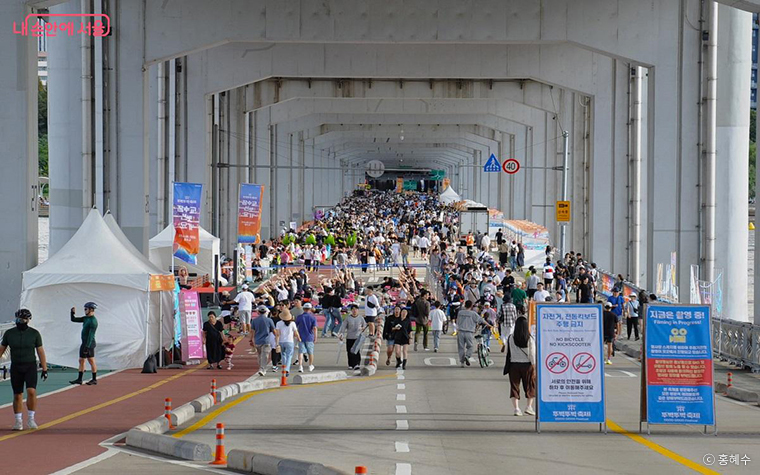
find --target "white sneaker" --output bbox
[27,418,38,429]
[272,366,278,372]
[308,365,315,372]
[298,365,304,373]
[12,420,23,431]
[257,370,265,376]
[261,370,267,376]
[524,408,536,416]
[514,408,523,416]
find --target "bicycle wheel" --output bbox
[478,343,487,367]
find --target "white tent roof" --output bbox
[439,186,461,204]
[149,224,219,250]
[23,209,157,291]
[104,212,166,274]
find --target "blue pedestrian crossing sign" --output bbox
[483,154,501,172]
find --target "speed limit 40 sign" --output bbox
[502,158,520,174]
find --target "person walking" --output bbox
[202,311,225,370]
[384,306,400,365]
[392,308,412,369]
[607,289,625,338]
[338,304,367,370]
[69,302,99,385]
[0,309,48,430]
[274,308,300,377]
[455,300,492,367]
[412,290,430,351]
[504,316,536,416]
[364,287,380,338]
[498,298,518,352]
[233,284,255,335]
[251,306,275,376]
[295,303,318,372]
[429,301,447,352]
[625,293,640,340]
[603,302,618,364]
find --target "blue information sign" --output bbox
[483,154,501,172]
[645,305,714,426]
[536,304,606,424]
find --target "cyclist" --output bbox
[69,302,99,385]
[0,309,48,430]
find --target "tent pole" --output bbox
[169,181,175,367]
[158,295,163,367]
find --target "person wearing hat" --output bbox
[0,309,48,430]
[233,284,255,336]
[603,301,618,364]
[625,293,640,340]
[251,305,275,376]
[295,302,318,372]
[274,308,301,378]
[69,302,99,385]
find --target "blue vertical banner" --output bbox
[645,304,714,426]
[536,304,606,424]
[238,183,264,244]
[172,182,203,265]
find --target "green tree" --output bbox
[38,79,48,178]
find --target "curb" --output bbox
[133,416,170,434]
[227,449,349,475]
[726,386,760,403]
[126,429,212,461]
[292,371,347,385]
[170,402,196,427]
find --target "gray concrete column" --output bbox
[717,4,752,321]
[48,0,84,254]
[0,0,38,312]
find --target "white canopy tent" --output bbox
[20,209,173,370]
[439,186,462,205]
[149,224,221,279]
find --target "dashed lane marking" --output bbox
[395,441,410,453]
[396,405,407,414]
[395,420,409,430]
[396,394,406,401]
[397,383,406,390]
[396,462,412,475]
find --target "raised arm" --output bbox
[70,307,85,323]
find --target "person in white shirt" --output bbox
[542,258,555,288]
[532,283,551,302]
[233,285,255,335]
[274,309,301,378]
[429,301,447,352]
[481,233,491,251]
[418,235,430,257]
[364,288,380,338]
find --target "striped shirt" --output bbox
[499,302,518,328]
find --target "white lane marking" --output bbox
[396,420,409,430]
[397,374,405,380]
[620,370,636,377]
[50,447,119,475]
[396,405,407,414]
[396,462,412,474]
[395,441,410,453]
[397,383,406,390]
[396,393,406,401]
[423,357,458,366]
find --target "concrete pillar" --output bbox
[113,0,149,252]
[48,0,84,254]
[0,0,38,312]
[717,4,752,321]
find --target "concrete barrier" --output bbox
[190,394,215,413]
[227,449,349,475]
[217,383,240,402]
[126,429,212,461]
[715,382,728,394]
[726,386,760,403]
[292,371,347,385]
[360,366,377,376]
[132,416,169,434]
[170,403,196,427]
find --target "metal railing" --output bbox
[594,266,760,373]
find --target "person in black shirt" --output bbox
[578,276,592,303]
[603,302,617,365]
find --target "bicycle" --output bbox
[474,334,492,368]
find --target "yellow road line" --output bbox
[606,419,719,475]
[173,373,394,438]
[0,336,245,443]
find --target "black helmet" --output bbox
[15,308,32,320]
[84,302,98,310]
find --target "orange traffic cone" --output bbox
[164,398,176,429]
[355,466,368,475]
[211,379,218,404]
[209,423,227,465]
[281,364,288,387]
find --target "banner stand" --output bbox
[642,304,717,436]
[535,303,607,433]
